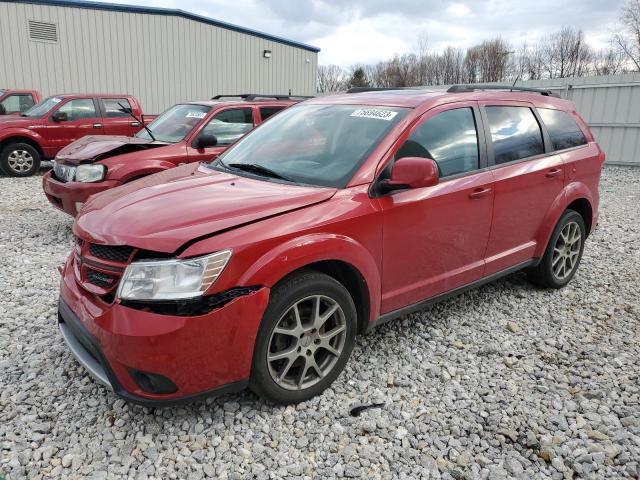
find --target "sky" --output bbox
[99,0,626,66]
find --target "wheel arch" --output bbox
[0,135,44,158]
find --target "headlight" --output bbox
[117,250,232,301]
[75,164,105,183]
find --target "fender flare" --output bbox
[237,233,381,322]
[0,129,45,152]
[534,181,594,258]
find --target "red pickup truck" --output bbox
[0,93,151,176]
[0,89,42,116]
[43,95,304,216]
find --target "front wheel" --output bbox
[0,142,41,177]
[528,209,586,288]
[250,271,357,404]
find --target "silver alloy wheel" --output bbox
[7,149,34,173]
[267,295,347,391]
[552,221,582,280]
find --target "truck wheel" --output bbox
[527,209,586,289]
[0,142,41,177]
[250,270,357,405]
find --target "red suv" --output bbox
[57,85,603,406]
[42,95,302,216]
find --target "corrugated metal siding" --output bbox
[491,74,640,166]
[0,2,318,113]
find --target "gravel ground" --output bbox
[0,166,639,480]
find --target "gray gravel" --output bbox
[1,166,639,480]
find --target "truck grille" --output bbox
[53,160,76,182]
[74,239,137,295]
[88,243,134,263]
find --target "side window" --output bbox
[395,107,479,177]
[485,106,544,164]
[201,108,254,146]
[1,94,35,113]
[538,108,587,150]
[101,98,132,118]
[57,99,97,121]
[260,106,286,121]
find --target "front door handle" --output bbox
[468,187,492,199]
[546,168,563,178]
[93,123,103,129]
[130,121,140,127]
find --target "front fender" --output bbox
[103,159,178,183]
[235,234,382,322]
[0,128,45,147]
[534,180,594,258]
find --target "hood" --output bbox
[75,163,337,253]
[56,135,168,164]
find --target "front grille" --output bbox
[88,243,134,262]
[86,269,118,289]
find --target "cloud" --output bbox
[92,0,625,65]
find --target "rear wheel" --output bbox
[0,142,41,177]
[250,271,356,404]
[528,209,586,288]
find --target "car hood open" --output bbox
[74,163,337,253]
[56,135,168,164]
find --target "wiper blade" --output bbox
[118,102,156,141]
[227,163,293,182]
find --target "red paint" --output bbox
[59,89,603,403]
[0,89,41,115]
[43,99,298,216]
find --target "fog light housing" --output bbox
[130,370,178,394]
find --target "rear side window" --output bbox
[538,108,587,150]
[260,106,286,121]
[1,94,35,113]
[486,106,544,164]
[201,108,254,146]
[395,107,479,177]
[57,99,97,121]
[102,98,132,118]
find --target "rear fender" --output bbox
[534,181,594,258]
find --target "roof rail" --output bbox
[211,94,313,101]
[346,87,406,94]
[447,84,559,98]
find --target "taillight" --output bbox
[597,150,606,165]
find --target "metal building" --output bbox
[0,0,320,113]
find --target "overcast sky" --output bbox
[102,0,625,66]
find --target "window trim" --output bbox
[536,107,589,153]
[98,97,133,119]
[190,106,255,147]
[0,93,35,113]
[50,98,100,122]
[479,101,552,168]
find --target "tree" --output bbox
[616,0,640,70]
[317,64,346,93]
[348,67,369,88]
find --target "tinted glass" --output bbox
[486,106,544,164]
[102,98,132,118]
[201,108,254,146]
[538,108,587,150]
[260,106,286,121]
[58,99,97,120]
[396,108,479,177]
[22,96,63,117]
[136,104,211,143]
[0,94,35,113]
[212,104,408,188]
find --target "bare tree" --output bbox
[540,27,593,78]
[317,64,346,93]
[464,38,512,83]
[615,0,640,70]
[593,48,627,75]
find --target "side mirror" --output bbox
[0,104,6,115]
[51,111,68,122]
[192,134,218,150]
[382,157,439,192]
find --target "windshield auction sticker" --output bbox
[186,111,207,119]
[350,108,398,121]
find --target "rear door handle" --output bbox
[130,121,140,127]
[93,123,103,129]
[546,168,563,178]
[468,187,492,199]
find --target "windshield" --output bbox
[136,104,210,143]
[212,104,408,188]
[22,96,63,117]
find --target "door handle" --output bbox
[546,168,563,178]
[130,121,140,127]
[93,123,103,129]
[468,187,492,199]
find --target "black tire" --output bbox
[250,270,357,404]
[528,209,586,289]
[0,142,41,177]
